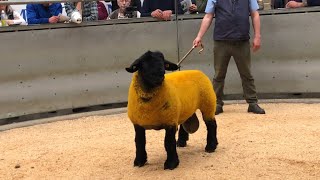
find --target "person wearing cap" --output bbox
[193,0,266,115]
[27,3,62,24]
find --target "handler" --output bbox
[193,0,266,115]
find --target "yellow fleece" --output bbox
[127,70,216,129]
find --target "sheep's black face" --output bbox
[126,51,179,90]
[140,54,166,89]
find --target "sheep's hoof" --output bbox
[164,158,180,170]
[177,139,187,147]
[134,157,147,167]
[205,143,218,153]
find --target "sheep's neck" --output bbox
[134,73,162,101]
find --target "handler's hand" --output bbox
[252,36,261,52]
[193,36,202,47]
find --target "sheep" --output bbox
[125,50,218,170]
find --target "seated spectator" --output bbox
[180,0,193,14]
[192,0,207,13]
[111,0,141,12]
[258,0,265,10]
[65,2,98,22]
[140,0,183,20]
[97,1,109,20]
[286,0,306,8]
[108,0,140,19]
[0,0,26,25]
[272,0,286,8]
[286,0,320,8]
[307,0,320,6]
[26,3,62,24]
[181,0,207,14]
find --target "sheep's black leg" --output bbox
[164,126,179,170]
[134,125,147,167]
[204,119,218,153]
[177,125,189,147]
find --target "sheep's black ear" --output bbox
[152,51,179,71]
[125,65,138,73]
[125,51,151,73]
[164,59,179,71]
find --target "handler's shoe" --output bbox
[215,105,223,115]
[248,104,265,114]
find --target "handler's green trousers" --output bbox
[213,40,258,106]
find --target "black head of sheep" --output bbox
[126,51,179,90]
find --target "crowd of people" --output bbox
[1,0,319,26]
[1,0,184,26]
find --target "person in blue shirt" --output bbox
[193,0,266,115]
[27,3,62,24]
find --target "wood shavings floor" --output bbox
[1,103,320,179]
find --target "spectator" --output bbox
[180,0,193,14]
[193,0,266,115]
[97,1,109,20]
[193,0,208,13]
[182,0,207,14]
[65,2,98,22]
[108,0,140,19]
[286,0,320,8]
[257,0,264,10]
[0,0,26,25]
[271,0,287,8]
[26,3,62,24]
[111,0,141,12]
[140,0,183,20]
[306,0,320,6]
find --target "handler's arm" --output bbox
[193,13,214,47]
[251,11,261,52]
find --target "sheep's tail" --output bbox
[182,113,199,134]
